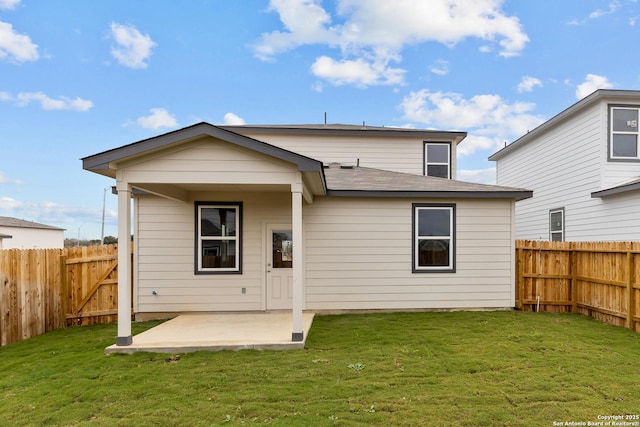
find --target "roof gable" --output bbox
[82,122,324,178]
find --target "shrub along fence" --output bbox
[0,244,120,347]
[516,240,640,332]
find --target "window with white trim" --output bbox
[549,208,564,242]
[413,204,455,272]
[610,106,639,160]
[195,202,242,273]
[424,142,451,179]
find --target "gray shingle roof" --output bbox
[0,216,65,231]
[221,123,466,142]
[323,163,532,200]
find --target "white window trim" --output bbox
[549,208,564,242]
[424,142,451,179]
[610,106,640,161]
[413,204,455,273]
[195,202,242,274]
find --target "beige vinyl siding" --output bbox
[234,131,457,177]
[118,137,300,185]
[122,136,303,313]
[303,197,515,310]
[135,191,292,313]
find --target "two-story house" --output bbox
[489,89,640,242]
[83,122,530,347]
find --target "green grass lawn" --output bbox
[1,311,639,426]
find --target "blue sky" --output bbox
[1,0,639,241]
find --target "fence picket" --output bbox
[517,240,640,332]
[2,241,640,347]
[0,244,120,346]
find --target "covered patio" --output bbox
[104,312,315,354]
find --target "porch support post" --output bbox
[291,183,304,342]
[116,181,132,346]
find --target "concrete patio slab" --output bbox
[105,312,315,355]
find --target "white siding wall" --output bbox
[303,197,515,310]
[0,226,64,249]
[497,103,603,240]
[235,131,458,178]
[496,100,640,241]
[135,191,292,313]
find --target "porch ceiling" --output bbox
[132,182,294,202]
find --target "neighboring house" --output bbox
[0,216,65,249]
[82,122,531,346]
[489,89,640,242]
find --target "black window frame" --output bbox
[423,142,452,179]
[194,201,243,275]
[412,203,456,273]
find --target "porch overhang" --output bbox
[82,122,325,182]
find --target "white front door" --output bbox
[266,226,293,310]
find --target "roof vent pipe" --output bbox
[324,112,327,125]
[356,158,360,170]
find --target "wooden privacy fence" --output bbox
[516,240,640,332]
[0,244,121,347]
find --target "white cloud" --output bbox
[569,2,623,25]
[457,167,497,185]
[223,112,246,125]
[429,59,449,76]
[589,2,619,19]
[575,74,614,99]
[400,89,545,156]
[311,55,405,87]
[0,197,117,229]
[251,0,337,61]
[0,21,39,63]
[0,91,93,111]
[109,22,156,69]
[252,0,528,87]
[517,76,542,93]
[0,172,24,185]
[0,196,23,210]
[136,108,178,129]
[0,0,20,10]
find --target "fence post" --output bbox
[571,250,577,313]
[627,251,635,330]
[516,247,523,310]
[59,253,68,327]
